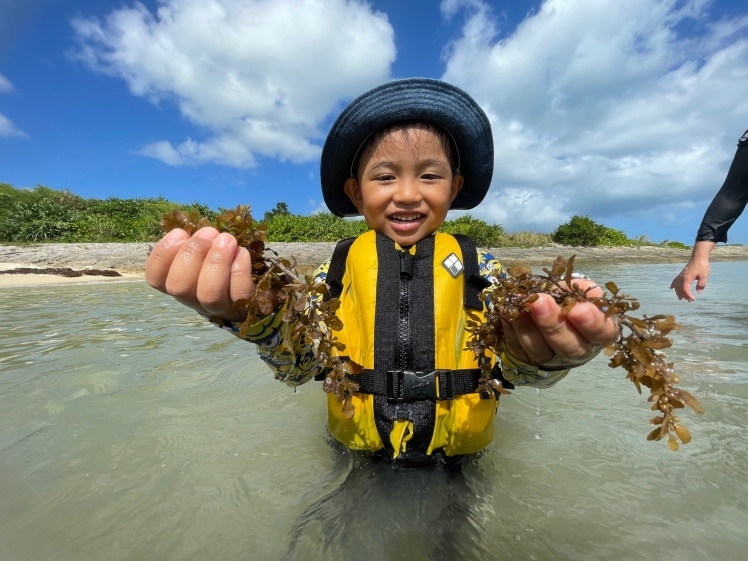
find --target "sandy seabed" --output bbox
[2,241,747,288]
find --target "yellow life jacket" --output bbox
[324,230,499,460]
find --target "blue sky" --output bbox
[1,0,747,244]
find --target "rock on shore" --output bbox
[1,241,747,275]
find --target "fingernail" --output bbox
[533,309,551,320]
[232,247,247,270]
[162,228,187,247]
[164,228,182,241]
[531,296,550,318]
[216,233,233,248]
[193,227,214,239]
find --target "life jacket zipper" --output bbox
[397,250,413,370]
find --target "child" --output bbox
[146,78,619,465]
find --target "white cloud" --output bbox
[72,0,395,168]
[137,140,185,166]
[0,73,25,137]
[0,73,14,93]
[441,0,748,235]
[0,113,26,137]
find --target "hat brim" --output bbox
[321,78,494,217]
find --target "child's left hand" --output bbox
[500,278,620,370]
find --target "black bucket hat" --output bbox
[320,77,494,217]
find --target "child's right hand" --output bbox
[145,227,254,322]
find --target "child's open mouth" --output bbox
[389,213,423,225]
[388,213,425,235]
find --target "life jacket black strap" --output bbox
[352,368,483,401]
[325,237,356,300]
[325,234,490,308]
[452,234,491,310]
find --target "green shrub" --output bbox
[0,184,14,223]
[0,184,215,243]
[266,212,369,242]
[0,197,80,241]
[553,215,603,246]
[66,215,122,242]
[498,230,554,248]
[552,215,632,247]
[184,202,217,223]
[597,227,630,247]
[262,202,291,223]
[92,197,147,219]
[663,240,691,250]
[439,214,505,247]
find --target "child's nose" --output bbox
[392,178,423,204]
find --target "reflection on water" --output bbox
[283,448,499,561]
[1,263,747,561]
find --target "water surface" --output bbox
[1,262,747,560]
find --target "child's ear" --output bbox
[449,174,464,204]
[344,178,364,213]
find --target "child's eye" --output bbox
[421,173,441,180]
[375,174,395,182]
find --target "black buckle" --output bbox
[386,370,438,401]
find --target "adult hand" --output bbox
[145,227,254,322]
[501,278,620,370]
[670,259,710,302]
[669,241,715,302]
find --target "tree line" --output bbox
[0,183,689,248]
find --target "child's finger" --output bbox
[165,227,220,312]
[501,315,555,365]
[565,301,620,348]
[228,246,253,306]
[145,228,190,291]
[196,233,249,320]
[525,296,597,367]
[565,277,602,298]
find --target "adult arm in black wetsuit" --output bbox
[670,131,748,301]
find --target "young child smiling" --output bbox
[146,78,619,465]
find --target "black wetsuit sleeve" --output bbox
[695,132,748,243]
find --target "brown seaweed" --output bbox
[465,256,703,451]
[162,206,358,418]
[0,267,121,277]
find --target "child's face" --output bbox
[343,125,463,247]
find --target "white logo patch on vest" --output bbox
[442,253,464,278]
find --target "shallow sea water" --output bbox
[1,262,747,561]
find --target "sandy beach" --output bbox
[2,241,747,288]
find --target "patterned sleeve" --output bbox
[478,250,571,389]
[207,259,332,387]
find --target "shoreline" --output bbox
[2,241,748,288]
